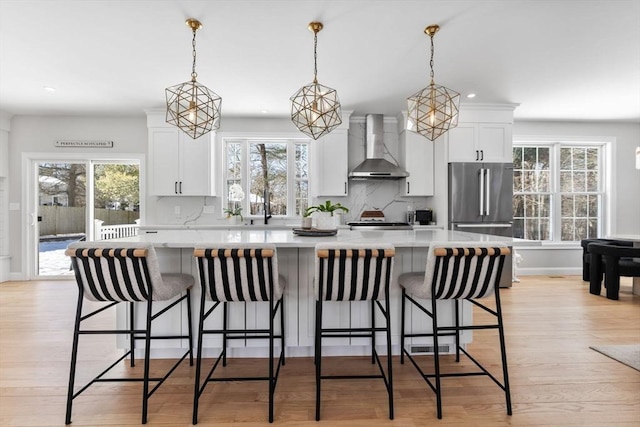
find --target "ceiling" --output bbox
[1,0,639,122]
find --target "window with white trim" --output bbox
[224,138,310,218]
[512,142,605,241]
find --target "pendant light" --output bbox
[407,24,460,141]
[290,22,342,140]
[166,18,222,139]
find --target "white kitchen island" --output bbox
[111,228,527,359]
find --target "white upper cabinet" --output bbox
[311,111,352,197]
[147,112,215,196]
[446,104,517,163]
[397,111,434,196]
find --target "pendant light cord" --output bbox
[429,33,435,85]
[191,28,198,81]
[313,30,318,84]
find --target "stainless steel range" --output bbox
[347,209,413,230]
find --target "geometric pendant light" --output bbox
[290,22,342,140]
[407,24,460,141]
[166,19,222,139]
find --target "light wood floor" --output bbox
[1,276,639,426]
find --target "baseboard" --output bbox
[517,267,582,276]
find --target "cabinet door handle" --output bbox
[344,182,347,194]
[480,150,484,161]
[174,182,178,194]
[475,150,479,161]
[407,181,410,194]
[179,181,182,194]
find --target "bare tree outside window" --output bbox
[513,143,603,242]
[225,139,309,217]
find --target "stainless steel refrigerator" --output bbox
[448,162,513,236]
[448,162,513,287]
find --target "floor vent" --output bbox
[411,345,450,354]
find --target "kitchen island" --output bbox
[111,228,530,358]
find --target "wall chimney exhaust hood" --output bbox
[349,114,409,180]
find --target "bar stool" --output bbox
[314,243,395,421]
[399,242,512,419]
[65,242,194,425]
[192,244,285,424]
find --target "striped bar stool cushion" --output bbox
[400,241,509,301]
[315,243,395,301]
[194,243,284,302]
[66,242,193,301]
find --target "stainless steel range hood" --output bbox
[349,114,409,180]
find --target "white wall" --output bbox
[7,115,147,279]
[0,112,11,282]
[5,114,639,279]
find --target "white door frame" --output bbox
[22,152,145,280]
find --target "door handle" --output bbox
[485,168,490,216]
[479,168,484,215]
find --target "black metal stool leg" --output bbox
[65,292,84,425]
[431,297,442,419]
[400,289,406,365]
[384,296,394,420]
[141,299,153,424]
[315,298,323,421]
[371,299,376,364]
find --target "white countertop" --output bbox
[114,228,535,249]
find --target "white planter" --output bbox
[314,212,335,230]
[301,217,313,229]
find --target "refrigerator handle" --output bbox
[485,168,491,216]
[479,168,484,216]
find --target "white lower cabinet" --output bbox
[142,247,471,358]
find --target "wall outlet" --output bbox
[203,205,215,214]
[174,205,181,215]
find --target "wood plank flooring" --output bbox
[1,276,639,426]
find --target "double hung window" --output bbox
[513,141,606,242]
[224,138,310,218]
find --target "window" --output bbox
[513,141,605,242]
[224,138,310,217]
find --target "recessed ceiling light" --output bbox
[43,86,56,92]
[261,110,268,114]
[466,93,476,99]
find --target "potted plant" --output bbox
[301,209,313,229]
[304,201,349,230]
[223,206,243,223]
[225,184,245,224]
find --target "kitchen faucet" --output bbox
[263,188,272,225]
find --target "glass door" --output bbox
[35,160,140,278]
[37,162,87,277]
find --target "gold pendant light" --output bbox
[290,22,342,140]
[166,18,222,139]
[407,25,460,141]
